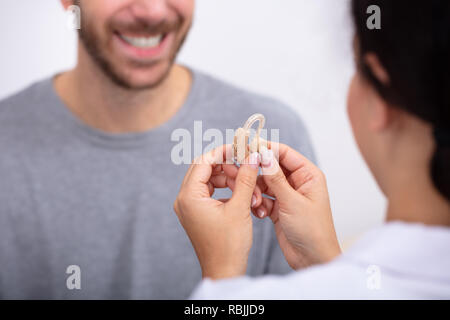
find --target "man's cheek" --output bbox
[172,0,195,23]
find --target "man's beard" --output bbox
[76,2,188,90]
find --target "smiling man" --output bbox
[0,0,315,299]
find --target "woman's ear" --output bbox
[61,0,75,10]
[364,53,391,132]
[364,53,390,86]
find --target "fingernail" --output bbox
[257,208,265,218]
[260,147,273,168]
[249,152,260,169]
[251,195,257,207]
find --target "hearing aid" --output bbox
[233,113,269,163]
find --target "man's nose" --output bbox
[130,0,169,22]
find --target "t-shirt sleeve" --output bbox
[281,104,317,164]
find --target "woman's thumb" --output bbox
[260,146,294,200]
[230,152,260,208]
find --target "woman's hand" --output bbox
[223,143,341,270]
[259,143,341,269]
[174,145,261,280]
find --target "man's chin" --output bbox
[109,63,173,90]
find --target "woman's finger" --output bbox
[222,163,262,208]
[207,173,263,208]
[260,147,297,202]
[272,143,321,191]
[274,143,315,173]
[222,162,239,179]
[252,197,274,220]
[229,152,261,209]
[186,145,229,186]
[209,173,232,189]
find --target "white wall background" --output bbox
[0,0,386,246]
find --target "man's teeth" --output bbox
[120,34,163,48]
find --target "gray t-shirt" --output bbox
[0,69,315,299]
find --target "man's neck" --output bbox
[53,59,192,133]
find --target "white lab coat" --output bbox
[190,222,450,299]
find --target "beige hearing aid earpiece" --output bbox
[233,113,268,163]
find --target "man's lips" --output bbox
[113,31,172,60]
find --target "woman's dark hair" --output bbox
[352,0,450,201]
